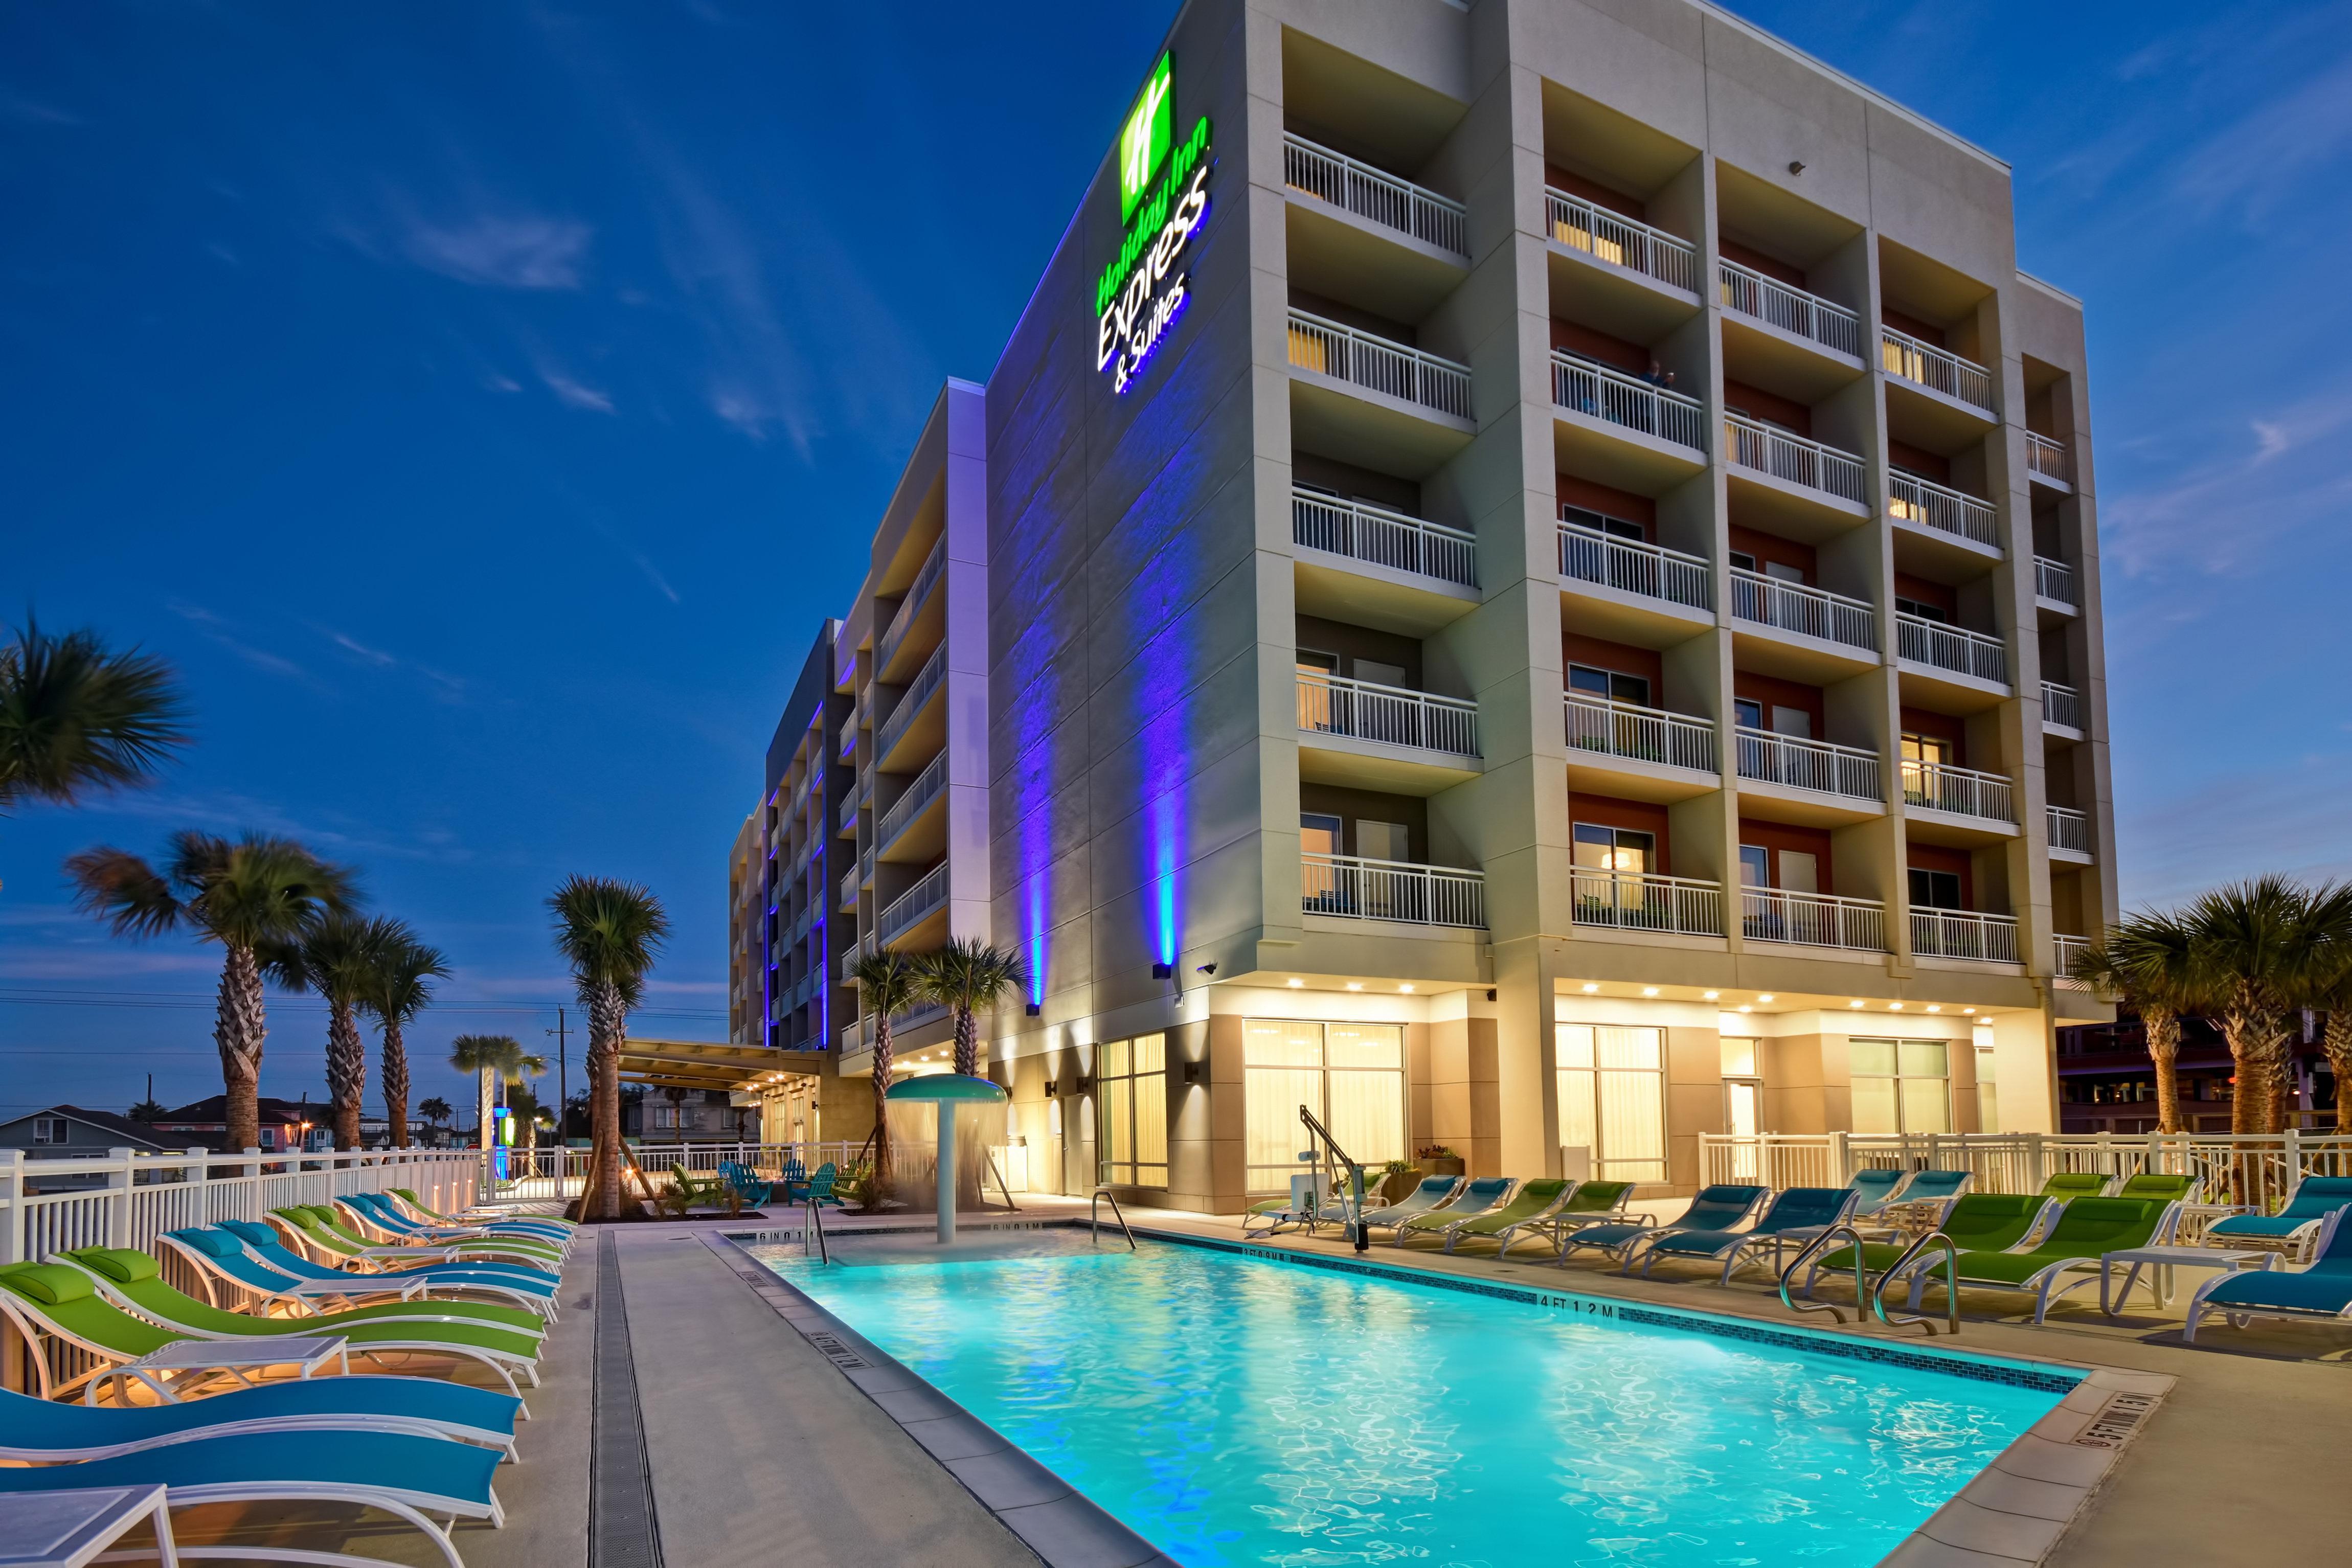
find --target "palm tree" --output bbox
[850,947,923,1196]
[2071,911,2204,1133]
[2302,881,2352,1132]
[66,832,356,1152]
[267,911,386,1150]
[548,877,669,1220]
[417,1096,453,1131]
[2184,876,2324,1135]
[916,938,1030,1079]
[0,619,189,818]
[448,1034,536,1151]
[356,919,448,1149]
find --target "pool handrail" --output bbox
[804,1197,829,1265]
[1872,1230,1960,1336]
[1091,1187,1137,1251]
[1778,1222,1869,1324]
[1298,1104,1372,1253]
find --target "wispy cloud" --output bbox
[2120,755,2352,907]
[312,626,468,700]
[629,553,680,603]
[167,602,324,688]
[2174,51,2352,224]
[2099,383,2352,583]
[537,366,615,414]
[399,212,592,290]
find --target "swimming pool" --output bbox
[746,1229,2075,1566]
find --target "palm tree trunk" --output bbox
[2144,1006,2183,1133]
[215,943,266,1153]
[589,981,626,1220]
[2324,1009,2352,1132]
[326,998,366,1150]
[871,1014,895,1196]
[2224,1010,2266,1136]
[382,1020,410,1148]
[953,1005,978,1078]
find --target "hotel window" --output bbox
[650,1103,681,1130]
[1560,504,1646,542]
[1573,824,1653,876]
[1899,732,1953,807]
[1556,1025,1666,1183]
[1244,1020,1405,1192]
[1894,596,1951,624]
[1849,1039,1951,1134]
[1097,1034,1168,1189]
[1568,664,1650,706]
[1908,867,1963,910]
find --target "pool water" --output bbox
[747,1231,2069,1567]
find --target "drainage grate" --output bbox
[591,1233,663,1568]
[2074,1390,2158,1448]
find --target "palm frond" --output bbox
[547,875,670,999]
[357,918,450,1025]
[63,847,183,938]
[850,947,924,1015]
[0,619,190,810]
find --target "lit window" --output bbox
[1556,1024,1666,1183]
[1097,1034,1168,1190]
[1243,1019,1404,1193]
[1849,1038,1951,1134]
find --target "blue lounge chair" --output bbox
[778,1157,810,1200]
[2203,1174,2352,1262]
[1882,1169,1973,1228]
[201,1222,560,1318]
[1638,1186,1861,1283]
[1557,1184,1769,1267]
[803,1161,842,1207]
[2186,1207,2352,1343]
[0,1377,519,1462]
[345,1191,572,1250]
[1343,1176,1461,1241]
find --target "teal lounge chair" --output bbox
[1920,1197,2180,1323]
[2204,1174,2352,1260]
[189,1223,560,1320]
[1845,1167,1910,1222]
[803,1161,842,1207]
[143,1236,544,1336]
[0,1376,518,1463]
[1881,1169,1973,1229]
[1639,1186,1859,1283]
[2185,1207,2352,1343]
[1558,1185,1768,1267]
[719,1161,773,1207]
[1348,1176,1460,1238]
[1392,1177,1513,1247]
[1804,1194,2055,1299]
[343,1192,572,1251]
[392,1185,576,1234]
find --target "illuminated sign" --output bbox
[1118,54,1174,222]
[1096,55,1212,396]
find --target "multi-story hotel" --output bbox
[728,0,2116,1212]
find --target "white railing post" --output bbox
[0,1150,22,1264]
[105,1148,137,1249]
[1830,1131,1851,1184]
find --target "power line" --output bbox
[0,986,723,1020]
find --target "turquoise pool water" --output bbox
[747,1231,2070,1567]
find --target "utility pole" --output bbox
[547,1008,570,1146]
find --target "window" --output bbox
[1908,867,1963,910]
[1561,504,1646,541]
[1900,732,1954,807]
[1300,813,1342,856]
[1098,1034,1168,1188]
[1738,844,1769,887]
[1556,1025,1666,1182]
[1894,596,1950,624]
[650,1103,682,1130]
[1729,550,1757,573]
[1734,696,1763,729]
[31,1116,65,1145]
[1244,1020,1405,1192]
[1974,1045,1999,1132]
[1849,1038,1950,1133]
[1568,664,1650,706]
[1573,824,1652,876]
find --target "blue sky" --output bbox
[5,0,2349,1120]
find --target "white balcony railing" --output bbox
[877,861,949,947]
[2034,555,2077,606]
[1570,869,1724,936]
[1552,353,1706,451]
[1881,327,1994,412]
[1717,261,1862,357]
[1287,310,1473,420]
[1729,568,1878,652]
[1889,469,1998,548]
[876,751,947,849]
[1736,728,1882,803]
[1566,694,1717,775]
[1910,908,2021,963]
[836,711,858,760]
[2054,934,2093,976]
[2048,805,2091,855]
[1302,854,1486,929]
[875,538,946,674]
[1896,614,2008,686]
[1902,758,2015,823]
[2042,680,2083,732]
[840,936,870,984]
[2025,431,2073,485]
[838,863,858,910]
[1557,518,1711,610]
[1726,413,1865,502]
[1742,889,1887,952]
[1284,133,1468,257]
[1297,672,1479,758]
[1293,488,1476,586]
[874,646,946,761]
[1544,188,1697,293]
[838,790,859,833]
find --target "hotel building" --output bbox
[729,0,2116,1211]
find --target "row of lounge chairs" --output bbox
[0,1185,580,1567]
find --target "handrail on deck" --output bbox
[1090,1186,1137,1251]
[1299,1104,1371,1253]
[1778,1223,1869,1324]
[1872,1230,1959,1335]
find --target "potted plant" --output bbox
[1378,1158,1420,1201]
[1418,1144,1464,1177]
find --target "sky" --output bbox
[5,0,2350,1121]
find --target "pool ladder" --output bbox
[803,1197,830,1265]
[1776,1225,1960,1336]
[1090,1186,1137,1251]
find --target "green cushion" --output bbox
[0,1262,97,1304]
[67,1248,161,1283]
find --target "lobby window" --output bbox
[1098,1034,1168,1189]
[1849,1038,1950,1134]
[1555,1024,1666,1183]
[1244,1020,1405,1192]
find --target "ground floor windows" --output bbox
[1244,1019,1405,1192]
[1555,1024,1667,1183]
[1849,1038,1951,1133]
[1098,1034,1168,1188]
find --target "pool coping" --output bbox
[713,1218,2176,1568]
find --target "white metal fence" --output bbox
[492,1141,872,1204]
[2034,555,2077,606]
[2025,431,2073,484]
[1302,853,1486,928]
[1566,694,1717,775]
[1726,413,1865,502]
[1729,568,1878,651]
[1570,869,1724,936]
[1292,489,1476,586]
[876,861,949,946]
[1297,671,1479,757]
[1717,261,1862,356]
[1910,907,2021,963]
[1544,188,1697,292]
[1287,310,1473,420]
[1889,469,1999,547]
[1557,517,1711,608]
[1735,726,1882,802]
[1896,613,2008,685]
[2048,805,2091,855]
[875,645,946,761]
[1551,352,1706,451]
[1902,758,2015,822]
[1285,133,1468,257]
[1881,327,1995,411]
[1742,888,1887,952]
[2042,680,2083,732]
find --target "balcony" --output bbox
[1882,328,1994,413]
[1902,758,2015,824]
[1890,470,1999,551]
[1730,569,1878,654]
[874,646,946,766]
[1302,853,1485,929]
[1736,728,1882,805]
[1910,908,2020,964]
[1286,310,1472,421]
[2034,555,2077,608]
[835,711,858,761]
[1742,889,1887,953]
[2048,805,2092,858]
[1297,671,1479,763]
[838,790,859,834]
[1558,517,1711,612]
[1544,189,1697,294]
[2025,432,2073,487]
[1552,352,1706,455]
[876,751,947,856]
[1726,414,1865,505]
[1895,615,2008,688]
[1571,869,1725,937]
[2054,934,2093,979]
[1293,488,1475,587]
[839,936,869,985]
[838,864,857,912]
[877,861,949,948]
[1284,133,1467,258]
[875,538,946,680]
[1566,694,1717,776]
[2042,680,2083,734]
[1717,262,1862,359]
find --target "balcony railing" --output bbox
[1287,310,1473,420]
[1881,327,1994,412]
[1717,261,1862,357]
[2042,680,2083,732]
[1571,869,1724,936]
[1552,353,1706,451]
[1742,889,1886,952]
[1558,517,1711,610]
[1889,469,1998,548]
[838,864,858,910]
[1566,694,1717,775]
[840,936,869,984]
[838,790,859,833]
[1729,568,1878,652]
[2048,805,2091,855]
[1297,672,1479,757]
[1293,488,1476,586]
[2025,431,2073,485]
[1284,133,1468,257]
[1726,413,1865,502]
[877,862,949,947]
[875,538,946,674]
[1895,614,2008,686]
[874,646,946,761]
[1543,188,1697,293]
[1736,728,1882,803]
[1910,908,2020,963]
[876,752,947,849]
[1302,854,1486,929]
[836,711,858,760]
[1902,758,2015,823]
[2034,555,2077,606]
[2054,934,2093,977]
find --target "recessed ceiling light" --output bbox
[1345,982,1363,992]
[1757,995,1775,1004]
[1399,984,1415,993]
[1580,983,1599,993]
[1641,987,1659,997]
[1702,990,1719,1001]
[1926,1005,1942,1013]
[1737,1005,1753,1014]
[1849,999,1865,1009]
[1889,1002,1904,1011]
[1286,978,1303,988]
[1962,1007,1977,1016]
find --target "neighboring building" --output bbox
[727,810,763,1045]
[0,1105,180,1157]
[2058,1012,2336,1134]
[734,1,2117,1208]
[150,1095,323,1153]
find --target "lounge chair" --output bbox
[0,1427,503,1568]
[1392,1177,1514,1247]
[1639,1187,1860,1283]
[1879,1169,1973,1230]
[1348,1176,1463,1238]
[203,1221,561,1319]
[392,1185,577,1234]
[1918,1197,2181,1324]
[719,1161,772,1207]
[2037,1171,2113,1200]
[669,1164,730,1208]
[269,1209,558,1279]
[147,1235,546,1336]
[2115,1172,2200,1203]
[0,1376,519,1462]
[2185,1207,2352,1343]
[2203,1174,2352,1261]
[803,1162,843,1207]
[1511,1180,1642,1259]
[1842,1168,1910,1226]
[1556,1184,1769,1268]
[343,1192,572,1252]
[1803,1193,2056,1299]
[777,1157,809,1199]
[1435,1178,1574,1256]
[313,1202,563,1268]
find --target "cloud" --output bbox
[629,553,681,603]
[2119,755,2352,907]
[538,368,615,414]
[312,625,469,701]
[2099,383,2352,583]
[2174,50,2352,224]
[399,212,592,290]
[329,632,397,668]
[167,602,323,688]
[0,946,221,982]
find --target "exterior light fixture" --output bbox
[1026,1003,1042,1016]
[1580,983,1599,994]
[1757,995,1774,1004]
[1399,984,1415,993]
[1151,962,1173,979]
[1702,991,1719,1001]
[1196,962,1217,975]
[1345,982,1364,992]
[1926,1005,1942,1013]
[1641,987,1659,997]
[1849,1000,1865,1009]
[1286,978,1304,988]
[1889,1002,1905,1011]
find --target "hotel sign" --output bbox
[1096,54,1213,395]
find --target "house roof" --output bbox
[154,1094,323,1127]
[0,1104,178,1150]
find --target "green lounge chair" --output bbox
[1436,1178,1575,1255]
[1347,1176,1461,1241]
[150,1234,545,1336]
[1640,1187,1860,1283]
[2115,1171,2200,1203]
[1512,1180,1641,1258]
[67,1246,545,1348]
[1392,1177,1514,1247]
[1923,1197,2181,1323]
[0,1376,517,1462]
[390,1187,575,1240]
[205,1222,561,1318]
[316,1202,562,1267]
[670,1163,730,1207]
[2038,1170,2113,1200]
[2186,1207,2352,1343]
[1557,1184,1768,1267]
[1804,1193,2055,1298]
[270,1209,557,1280]
[2204,1174,2352,1260]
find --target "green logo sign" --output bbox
[1118,53,1174,222]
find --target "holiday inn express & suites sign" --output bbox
[1096,53,1213,395]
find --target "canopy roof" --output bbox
[616,1039,824,1094]
[884,1073,1008,1103]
